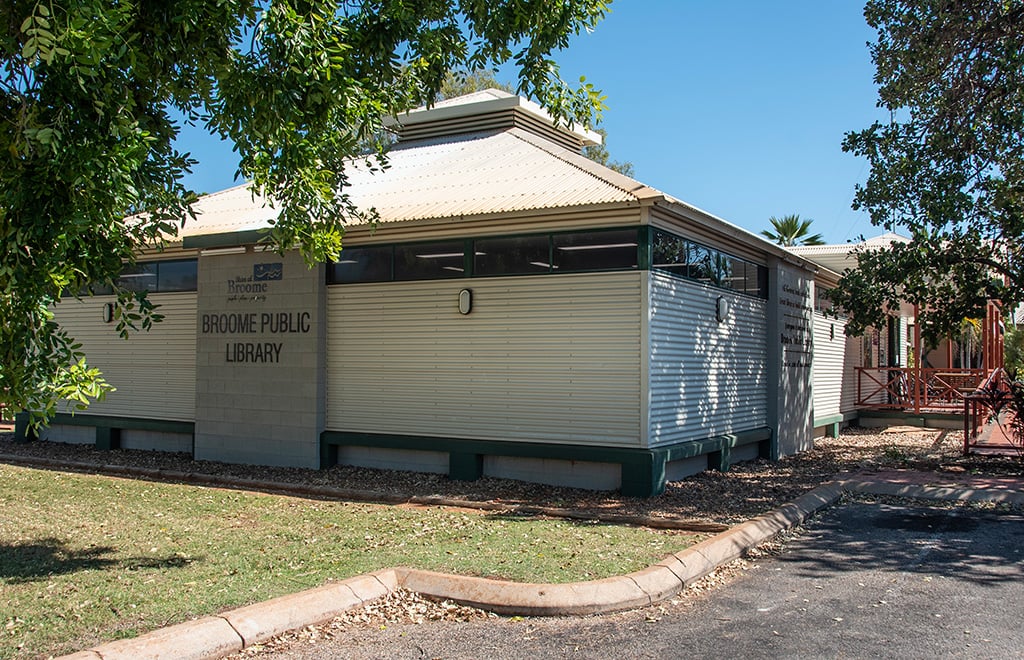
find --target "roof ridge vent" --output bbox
[387,89,601,152]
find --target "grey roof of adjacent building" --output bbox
[789,232,909,275]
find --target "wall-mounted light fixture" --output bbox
[458,288,473,315]
[830,324,835,340]
[716,296,730,323]
[102,302,115,323]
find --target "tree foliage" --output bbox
[439,68,514,98]
[1,0,609,421]
[830,0,1024,340]
[760,214,824,247]
[581,127,634,177]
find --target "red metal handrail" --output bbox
[962,367,1016,455]
[855,367,985,412]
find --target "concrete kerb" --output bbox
[39,468,1023,660]
[840,477,1024,506]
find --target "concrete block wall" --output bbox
[193,250,326,468]
[766,261,815,457]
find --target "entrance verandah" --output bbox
[855,301,1015,455]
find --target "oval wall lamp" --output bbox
[458,288,473,315]
[102,302,115,323]
[716,296,730,323]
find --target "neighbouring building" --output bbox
[792,234,1000,432]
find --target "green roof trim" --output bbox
[182,230,267,249]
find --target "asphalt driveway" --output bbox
[274,499,1024,659]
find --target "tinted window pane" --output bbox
[815,286,834,313]
[156,259,198,292]
[329,246,393,283]
[116,263,157,292]
[553,229,639,272]
[474,235,551,275]
[756,264,769,298]
[721,255,747,291]
[686,244,714,283]
[83,281,114,296]
[708,252,731,288]
[651,230,689,276]
[394,241,464,280]
[741,261,762,297]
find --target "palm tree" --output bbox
[761,214,825,247]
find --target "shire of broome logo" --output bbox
[254,262,283,281]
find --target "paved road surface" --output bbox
[274,500,1024,659]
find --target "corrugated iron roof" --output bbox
[180,184,279,237]
[788,232,910,274]
[181,127,648,239]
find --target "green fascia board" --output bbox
[857,410,963,423]
[813,413,846,427]
[321,430,653,463]
[16,412,194,436]
[182,230,266,249]
[321,428,771,464]
[320,427,773,497]
[659,428,771,463]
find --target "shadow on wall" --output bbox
[649,274,769,446]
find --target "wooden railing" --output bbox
[856,367,986,412]
[962,368,1020,455]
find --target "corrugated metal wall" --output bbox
[648,272,768,445]
[841,332,862,413]
[812,311,848,421]
[52,294,197,420]
[326,272,643,447]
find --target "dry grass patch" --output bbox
[0,464,698,659]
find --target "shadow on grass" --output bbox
[0,537,197,583]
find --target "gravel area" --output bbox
[1,425,1021,527]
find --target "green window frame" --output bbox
[650,228,768,299]
[88,258,198,295]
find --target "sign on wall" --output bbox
[198,262,312,363]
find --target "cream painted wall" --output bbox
[326,272,643,447]
[52,293,197,421]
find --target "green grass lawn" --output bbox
[0,464,700,658]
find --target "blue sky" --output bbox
[177,1,887,245]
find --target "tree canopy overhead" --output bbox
[1,0,610,420]
[830,0,1024,340]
